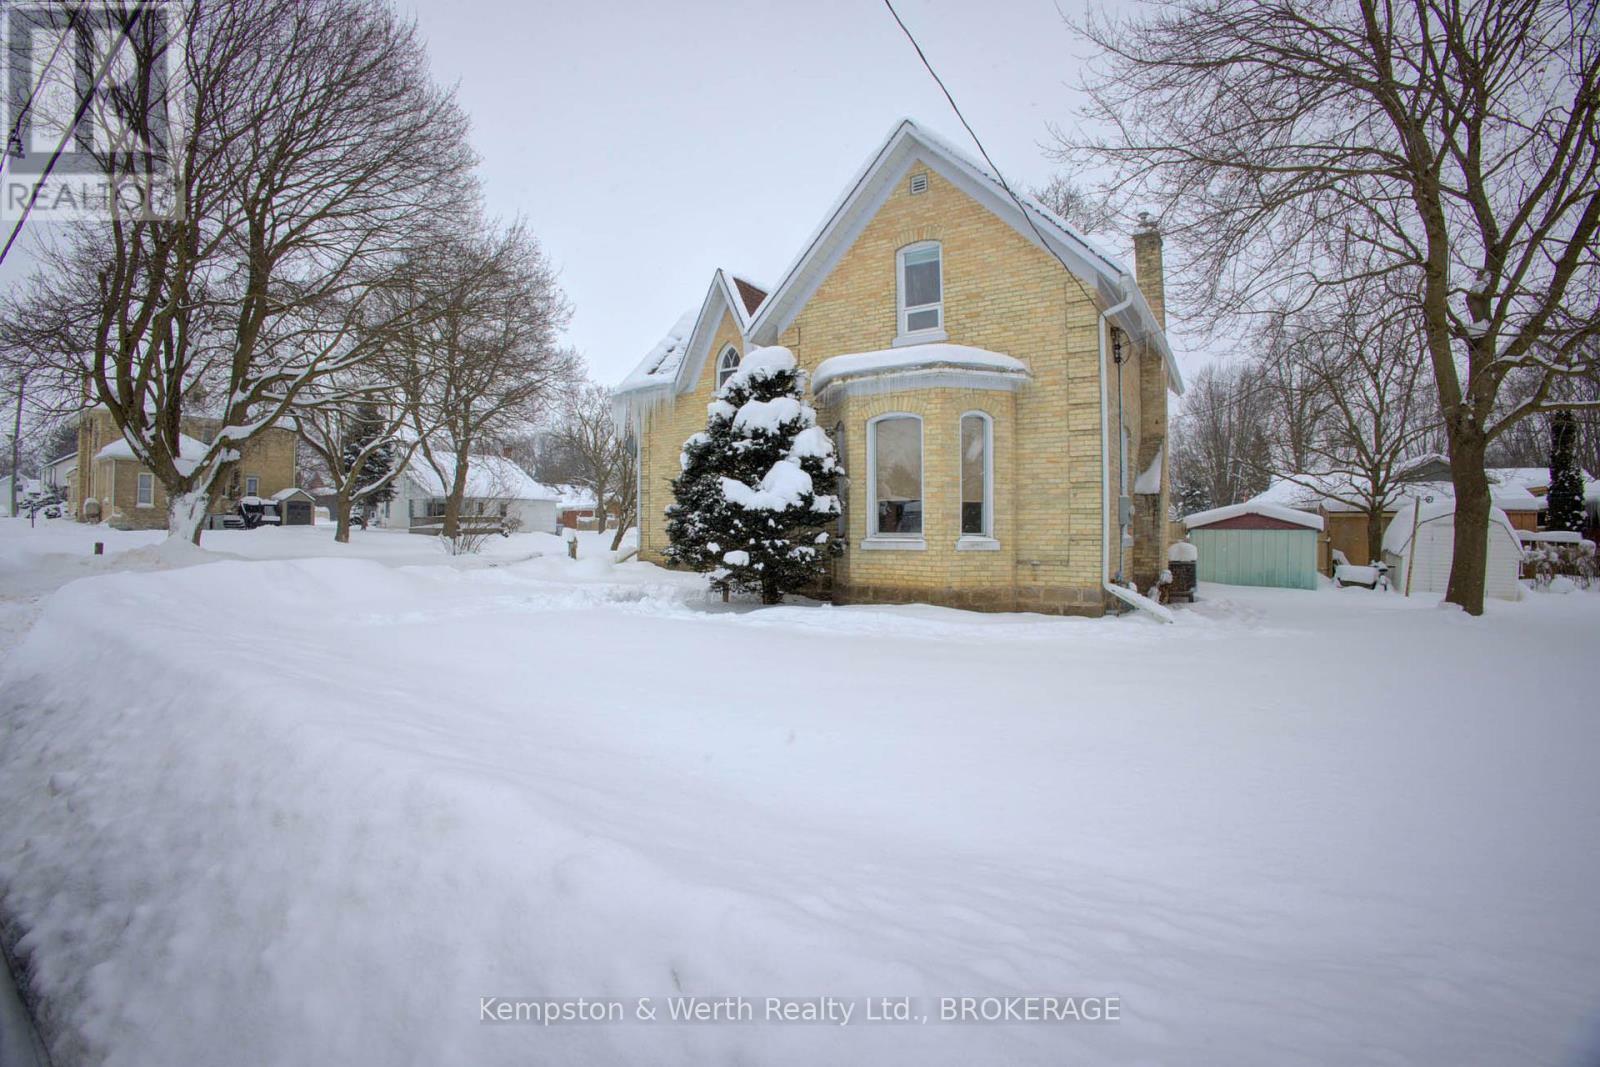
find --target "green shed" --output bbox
[1181,502,1324,590]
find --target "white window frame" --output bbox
[864,412,925,548]
[245,474,260,498]
[135,472,154,508]
[894,241,947,345]
[715,346,741,390]
[957,411,998,548]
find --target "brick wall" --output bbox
[635,158,1173,615]
[73,408,299,529]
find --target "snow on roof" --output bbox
[616,309,699,395]
[1133,444,1163,495]
[406,454,556,502]
[95,432,210,476]
[1252,472,1544,514]
[746,119,1181,394]
[270,487,313,502]
[1489,466,1597,492]
[1382,497,1520,556]
[1183,500,1325,531]
[549,484,598,509]
[811,343,1029,393]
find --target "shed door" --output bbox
[1191,529,1317,589]
[284,500,312,525]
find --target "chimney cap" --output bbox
[1136,210,1160,233]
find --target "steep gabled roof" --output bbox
[615,308,699,396]
[745,118,1181,394]
[730,275,768,318]
[616,268,757,400]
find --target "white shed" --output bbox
[1382,498,1523,601]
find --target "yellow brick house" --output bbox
[72,407,303,531]
[615,120,1182,615]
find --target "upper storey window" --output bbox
[897,241,943,339]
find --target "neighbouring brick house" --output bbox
[615,120,1181,615]
[72,407,300,530]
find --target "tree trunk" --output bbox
[443,447,470,545]
[169,490,211,546]
[334,490,354,544]
[1444,430,1491,616]
[1364,509,1383,565]
[609,519,627,552]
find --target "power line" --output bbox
[0,2,150,266]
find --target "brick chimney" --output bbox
[1132,211,1165,330]
[1128,210,1172,594]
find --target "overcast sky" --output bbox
[1,1,1203,390]
[401,0,1190,386]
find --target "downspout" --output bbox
[1098,286,1135,607]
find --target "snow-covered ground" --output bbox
[1,518,1597,1065]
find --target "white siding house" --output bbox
[387,454,560,534]
[1382,499,1523,601]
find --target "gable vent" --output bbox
[909,172,929,195]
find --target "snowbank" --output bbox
[1,554,1598,1065]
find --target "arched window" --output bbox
[868,413,923,537]
[960,412,992,537]
[897,241,943,338]
[715,346,741,389]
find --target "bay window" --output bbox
[869,414,922,537]
[960,413,991,537]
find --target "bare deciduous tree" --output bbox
[3,0,474,542]
[1029,174,1115,235]
[1170,362,1273,513]
[1268,287,1441,560]
[1060,0,1600,613]
[401,221,576,552]
[551,380,635,543]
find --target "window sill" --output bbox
[891,328,948,348]
[860,537,926,551]
[956,536,1001,551]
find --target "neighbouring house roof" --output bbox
[1382,497,1520,556]
[745,118,1181,394]
[405,454,557,502]
[810,343,1029,394]
[1488,466,1596,494]
[1184,501,1325,531]
[1251,471,1543,515]
[96,432,210,476]
[550,484,598,510]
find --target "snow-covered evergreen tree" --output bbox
[666,346,843,604]
[1547,409,1585,533]
[342,403,398,517]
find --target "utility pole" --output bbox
[7,370,26,519]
